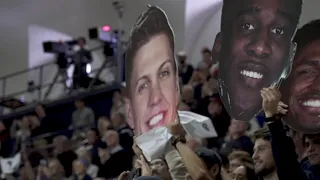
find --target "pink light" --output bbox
[102,25,111,32]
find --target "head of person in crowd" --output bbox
[228,119,249,139]
[252,129,277,178]
[87,128,100,145]
[208,95,223,117]
[75,99,86,110]
[111,112,126,129]
[213,0,302,121]
[103,130,120,148]
[232,165,257,180]
[177,51,187,67]
[73,159,88,176]
[280,19,320,133]
[47,158,65,178]
[202,48,213,67]
[53,135,68,154]
[228,151,253,174]
[112,90,124,106]
[21,116,30,129]
[97,116,113,135]
[124,5,179,134]
[78,37,86,48]
[150,157,172,180]
[35,103,46,118]
[181,84,194,103]
[195,147,222,180]
[303,134,320,166]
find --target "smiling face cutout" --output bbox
[214,0,302,121]
[280,20,320,133]
[124,6,179,134]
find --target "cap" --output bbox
[195,147,222,170]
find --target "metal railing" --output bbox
[0,45,117,107]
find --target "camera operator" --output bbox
[72,37,93,90]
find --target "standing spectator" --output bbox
[177,51,193,85]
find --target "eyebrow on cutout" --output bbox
[236,6,261,19]
[134,59,173,87]
[296,58,320,67]
[275,9,297,24]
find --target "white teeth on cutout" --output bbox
[149,113,163,126]
[240,70,263,79]
[302,100,320,108]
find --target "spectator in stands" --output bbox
[303,134,320,179]
[228,151,253,174]
[72,159,93,180]
[110,90,126,118]
[71,99,95,131]
[181,84,197,112]
[199,48,213,70]
[252,129,278,180]
[10,118,30,152]
[97,116,112,136]
[149,157,172,180]
[47,158,67,180]
[232,165,257,180]
[85,128,101,166]
[177,51,193,85]
[111,112,133,153]
[53,135,77,178]
[77,147,99,178]
[194,147,222,180]
[97,130,132,179]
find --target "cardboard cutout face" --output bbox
[214,0,302,121]
[124,6,179,134]
[280,20,320,133]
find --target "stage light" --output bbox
[102,25,111,32]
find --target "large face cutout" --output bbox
[281,39,320,133]
[125,6,179,134]
[215,0,302,121]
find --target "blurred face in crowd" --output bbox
[104,130,118,147]
[228,119,249,136]
[208,100,222,116]
[282,40,320,133]
[98,117,112,133]
[229,158,242,173]
[111,113,124,128]
[126,33,179,134]
[150,158,171,180]
[202,51,212,66]
[22,117,30,129]
[35,104,46,117]
[73,160,86,175]
[87,129,97,145]
[215,0,301,121]
[47,159,62,177]
[112,91,123,105]
[252,138,276,176]
[75,100,85,109]
[232,166,248,180]
[181,85,194,102]
[305,136,320,165]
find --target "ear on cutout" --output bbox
[212,32,222,64]
[124,97,134,129]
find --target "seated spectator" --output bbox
[194,147,222,180]
[177,51,193,85]
[111,112,134,153]
[71,159,93,180]
[97,116,112,136]
[84,128,102,166]
[53,135,77,178]
[231,165,257,180]
[97,130,132,179]
[76,147,99,178]
[181,85,197,111]
[45,158,67,180]
[71,99,95,130]
[110,90,126,118]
